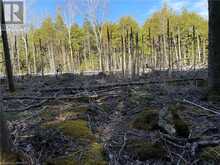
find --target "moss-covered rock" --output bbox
[131,109,159,131]
[45,120,95,142]
[127,140,166,161]
[169,105,189,138]
[199,146,220,161]
[159,107,176,135]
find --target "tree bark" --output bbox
[0,88,12,161]
[208,0,220,93]
[0,0,15,92]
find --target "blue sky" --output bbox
[26,0,208,26]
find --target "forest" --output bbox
[1,0,220,165]
[0,3,208,76]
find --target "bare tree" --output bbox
[64,0,78,72]
[84,0,108,72]
[0,0,14,157]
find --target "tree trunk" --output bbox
[39,39,44,77]
[0,89,12,161]
[202,38,207,64]
[197,34,201,65]
[22,34,30,75]
[68,29,74,72]
[193,26,197,71]
[14,35,19,74]
[107,26,112,73]
[208,0,220,94]
[177,27,182,70]
[60,41,67,73]
[130,28,135,78]
[0,0,15,92]
[0,1,13,159]
[50,43,56,74]
[33,42,37,74]
[167,19,172,77]
[121,35,125,76]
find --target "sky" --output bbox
[26,0,208,26]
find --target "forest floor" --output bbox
[2,69,220,165]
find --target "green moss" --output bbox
[200,146,220,161]
[46,156,79,165]
[169,105,189,138]
[131,109,159,131]
[68,105,89,113]
[84,143,107,165]
[45,120,95,142]
[0,152,20,165]
[128,90,154,105]
[46,155,78,165]
[46,143,107,165]
[40,110,57,121]
[58,111,85,121]
[127,140,166,161]
[3,112,27,121]
[196,80,208,87]
[76,96,90,103]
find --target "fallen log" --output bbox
[3,95,98,101]
[35,78,206,93]
[5,99,48,112]
[3,94,120,101]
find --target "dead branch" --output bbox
[5,99,48,112]
[3,95,98,101]
[183,99,220,115]
[171,151,188,164]
[18,106,48,123]
[191,139,220,156]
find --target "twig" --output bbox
[160,136,186,149]
[119,133,127,157]
[171,151,188,164]
[177,150,186,165]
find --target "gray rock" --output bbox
[158,107,176,135]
